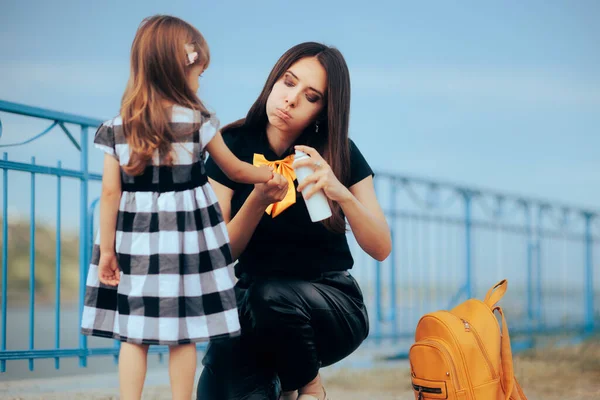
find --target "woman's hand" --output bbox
[253,172,289,207]
[97,252,120,286]
[294,145,352,203]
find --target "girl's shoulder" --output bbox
[97,115,121,128]
[171,105,217,126]
[97,115,124,138]
[97,115,125,143]
[102,106,215,127]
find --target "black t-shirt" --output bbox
[205,127,374,278]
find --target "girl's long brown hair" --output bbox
[121,15,210,175]
[223,42,352,234]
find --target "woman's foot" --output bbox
[297,373,327,400]
[297,387,327,400]
[279,390,298,400]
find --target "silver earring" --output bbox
[315,121,319,133]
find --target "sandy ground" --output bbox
[1,336,599,399]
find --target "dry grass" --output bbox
[511,336,600,399]
[322,336,600,400]
[324,367,412,394]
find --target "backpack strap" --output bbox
[484,279,508,308]
[494,306,515,400]
[513,376,528,400]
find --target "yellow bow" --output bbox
[253,153,297,217]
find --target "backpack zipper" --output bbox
[413,383,443,395]
[460,318,498,379]
[439,310,497,380]
[417,339,461,390]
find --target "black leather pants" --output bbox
[196,271,369,399]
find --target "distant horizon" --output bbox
[1,96,599,215]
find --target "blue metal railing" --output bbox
[1,153,7,371]
[0,99,598,372]
[357,173,598,350]
[0,100,103,372]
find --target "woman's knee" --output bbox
[196,365,221,400]
[197,345,281,400]
[247,280,305,317]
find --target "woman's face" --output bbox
[266,57,327,134]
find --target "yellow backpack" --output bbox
[409,280,527,400]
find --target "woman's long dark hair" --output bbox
[223,42,352,234]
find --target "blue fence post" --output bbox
[78,126,89,367]
[536,206,544,327]
[389,178,397,338]
[584,212,594,334]
[29,156,36,371]
[1,153,8,373]
[55,160,62,370]
[374,177,382,342]
[463,190,473,299]
[524,201,535,338]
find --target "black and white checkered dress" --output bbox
[80,106,240,345]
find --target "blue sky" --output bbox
[1,0,599,227]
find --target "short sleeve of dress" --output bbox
[93,122,118,161]
[199,114,220,150]
[348,139,374,187]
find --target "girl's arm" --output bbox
[210,174,288,260]
[206,131,273,184]
[99,154,122,255]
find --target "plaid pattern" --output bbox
[81,106,241,345]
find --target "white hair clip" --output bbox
[184,44,198,66]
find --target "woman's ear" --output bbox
[315,111,327,127]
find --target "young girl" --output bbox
[80,15,273,400]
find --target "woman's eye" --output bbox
[306,95,319,103]
[284,78,294,87]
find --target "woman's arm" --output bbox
[338,176,391,261]
[294,145,391,261]
[210,174,288,260]
[206,131,273,184]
